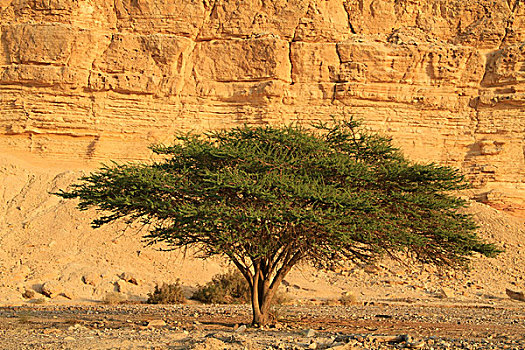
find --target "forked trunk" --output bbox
[252,302,271,326]
[250,270,275,326]
[237,251,303,326]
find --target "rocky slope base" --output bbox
[0,154,524,306]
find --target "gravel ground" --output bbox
[0,301,524,349]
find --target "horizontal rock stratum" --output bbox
[1,0,524,209]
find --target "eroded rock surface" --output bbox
[0,0,524,208]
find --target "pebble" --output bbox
[235,325,247,333]
[146,319,166,327]
[304,329,316,337]
[0,304,523,349]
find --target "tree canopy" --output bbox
[57,118,499,325]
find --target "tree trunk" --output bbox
[247,252,303,326]
[252,303,271,326]
[251,290,273,325]
[250,269,274,326]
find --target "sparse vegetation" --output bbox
[192,270,250,304]
[102,292,127,305]
[192,270,290,306]
[58,117,500,325]
[272,290,292,306]
[338,291,358,306]
[147,280,186,304]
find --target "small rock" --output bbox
[269,322,284,330]
[120,272,139,285]
[437,287,454,299]
[62,290,75,300]
[304,329,316,337]
[506,288,525,302]
[403,335,413,343]
[68,324,88,331]
[22,289,35,299]
[371,335,405,343]
[82,272,102,287]
[406,340,426,348]
[115,280,129,293]
[234,325,247,333]
[333,335,348,343]
[64,336,75,341]
[339,291,358,305]
[374,314,393,319]
[308,342,318,349]
[146,319,166,327]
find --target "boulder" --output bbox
[22,288,36,299]
[41,281,64,298]
[506,288,525,302]
[82,272,102,287]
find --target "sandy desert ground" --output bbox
[0,300,524,349]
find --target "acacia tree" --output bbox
[57,119,499,325]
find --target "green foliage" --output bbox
[57,117,500,324]
[58,117,498,266]
[192,270,250,304]
[147,280,186,304]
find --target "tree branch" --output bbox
[227,252,253,288]
[269,250,303,292]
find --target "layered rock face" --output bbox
[0,0,524,207]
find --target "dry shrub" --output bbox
[147,280,186,304]
[103,292,127,305]
[273,290,292,305]
[192,270,249,304]
[338,291,358,306]
[192,270,291,305]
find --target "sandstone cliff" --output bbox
[0,0,524,208]
[0,0,524,304]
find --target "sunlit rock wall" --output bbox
[1,0,524,208]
